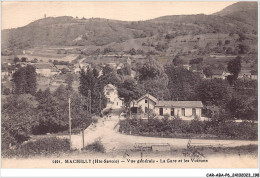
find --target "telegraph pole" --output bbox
[68,97,72,150]
[147,93,150,121]
[88,90,91,114]
[99,92,102,114]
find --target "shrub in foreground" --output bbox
[2,137,70,158]
[83,140,105,153]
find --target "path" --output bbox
[69,109,258,151]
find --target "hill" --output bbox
[213,1,257,27]
[1,2,257,59]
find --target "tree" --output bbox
[65,73,74,90]
[237,44,249,54]
[228,95,257,120]
[172,55,183,67]
[79,69,107,114]
[118,78,144,108]
[203,66,213,78]
[137,58,166,81]
[195,79,232,106]
[14,57,20,64]
[21,57,27,62]
[166,65,201,101]
[2,94,38,145]
[12,65,37,95]
[189,58,203,65]
[227,56,242,80]
[35,88,67,134]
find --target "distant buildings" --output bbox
[103,84,123,109]
[211,70,230,80]
[33,63,53,77]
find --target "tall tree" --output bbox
[165,65,201,101]
[227,56,242,80]
[79,69,107,114]
[12,65,37,95]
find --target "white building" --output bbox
[131,94,203,120]
[104,84,123,109]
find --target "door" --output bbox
[192,108,196,116]
[182,108,185,116]
[159,108,163,116]
[171,108,174,116]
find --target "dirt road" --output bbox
[69,110,258,151]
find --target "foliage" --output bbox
[2,137,70,158]
[228,95,257,120]
[227,56,241,80]
[53,60,70,65]
[136,59,169,99]
[13,57,20,64]
[79,68,107,114]
[65,73,74,90]
[189,57,203,65]
[118,78,144,108]
[195,79,232,106]
[166,65,201,101]
[12,65,37,95]
[172,55,183,67]
[203,66,213,78]
[2,94,38,146]
[83,140,105,153]
[119,117,257,140]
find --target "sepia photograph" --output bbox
[1,1,258,172]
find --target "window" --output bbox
[145,99,148,103]
[182,108,185,116]
[171,108,174,116]
[145,107,148,113]
[192,108,196,116]
[159,108,163,116]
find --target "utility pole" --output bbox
[99,92,102,114]
[147,93,150,121]
[88,90,91,114]
[68,97,72,150]
[82,128,85,149]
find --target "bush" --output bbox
[2,137,70,158]
[83,140,105,153]
[119,117,258,140]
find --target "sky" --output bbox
[1,1,237,30]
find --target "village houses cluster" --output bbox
[1,53,258,121]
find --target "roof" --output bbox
[155,101,203,108]
[104,84,117,90]
[211,69,224,75]
[33,63,52,69]
[240,69,252,75]
[55,65,70,70]
[137,94,158,104]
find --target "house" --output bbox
[55,65,71,73]
[130,70,136,78]
[104,84,123,109]
[183,64,191,70]
[131,94,158,113]
[251,71,257,80]
[1,71,9,79]
[33,63,52,77]
[131,94,203,120]
[238,70,251,79]
[107,62,117,68]
[154,101,203,119]
[211,70,230,80]
[116,63,124,70]
[126,56,131,65]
